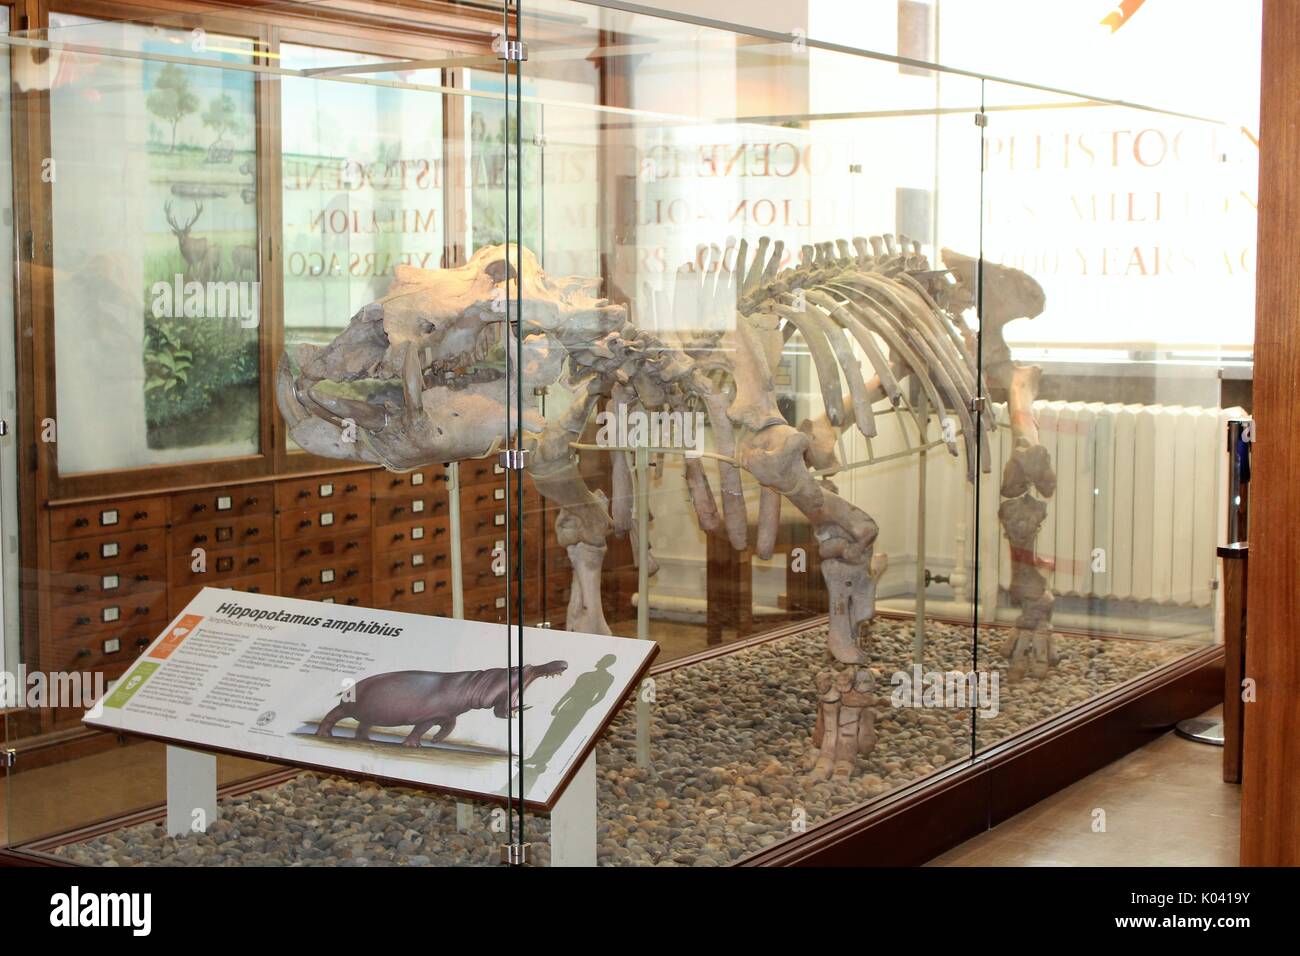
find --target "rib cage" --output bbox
[649,233,993,484]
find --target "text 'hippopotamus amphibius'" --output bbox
[315,661,569,748]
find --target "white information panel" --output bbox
[86,587,656,809]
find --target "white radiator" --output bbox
[985,400,1246,609]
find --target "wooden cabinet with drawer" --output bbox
[170,571,277,615]
[170,541,275,589]
[377,569,452,612]
[51,527,164,573]
[170,483,272,526]
[376,516,451,551]
[284,529,369,565]
[51,589,168,636]
[279,503,370,541]
[47,620,156,672]
[48,560,167,601]
[50,496,167,541]
[374,544,450,582]
[275,473,370,512]
[316,585,372,608]
[282,554,370,600]
[170,513,273,556]
[458,456,507,486]
[374,491,450,527]
[459,507,540,541]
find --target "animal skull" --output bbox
[276,244,626,468]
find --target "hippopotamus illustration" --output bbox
[314,661,569,748]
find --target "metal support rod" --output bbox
[913,392,928,667]
[634,442,652,769]
[448,461,464,620]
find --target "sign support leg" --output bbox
[549,752,596,867]
[166,745,216,837]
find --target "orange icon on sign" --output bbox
[150,614,203,660]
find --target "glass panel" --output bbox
[279,43,445,455]
[1,1,520,866]
[515,0,984,864]
[0,3,13,847]
[47,14,262,474]
[0,0,1255,870]
[974,79,1254,751]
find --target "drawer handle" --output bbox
[345,541,359,551]
[74,517,89,528]
[391,505,406,515]
[435,580,447,590]
[135,606,149,615]
[76,648,91,659]
[434,527,446,536]
[392,560,405,570]
[246,527,260,537]
[133,511,148,520]
[193,503,207,513]
[136,637,149,649]
[298,547,311,558]
[74,583,89,593]
[75,615,91,626]
[299,519,312,529]
[135,573,151,582]
[75,551,89,561]
[346,597,360,606]
[391,533,405,543]
[298,490,310,499]
[135,544,149,553]
[345,513,359,522]
[346,484,358,493]
[392,587,406,597]
[194,534,208,543]
[391,478,403,487]
[245,496,259,506]
[250,587,262,593]
[298,577,311,587]
[247,557,261,566]
[345,568,358,578]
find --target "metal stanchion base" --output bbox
[1174,717,1225,746]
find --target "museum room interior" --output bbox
[0,0,1295,880]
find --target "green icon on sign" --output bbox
[104,661,161,709]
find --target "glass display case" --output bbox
[0,0,1255,866]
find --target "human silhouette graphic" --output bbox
[524,653,617,773]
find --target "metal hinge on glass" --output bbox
[974,112,988,128]
[499,448,529,471]
[969,396,987,413]
[3,748,15,769]
[498,39,528,62]
[500,842,531,865]
[0,418,8,437]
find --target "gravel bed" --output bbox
[53,619,1192,867]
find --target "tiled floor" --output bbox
[930,708,1239,866]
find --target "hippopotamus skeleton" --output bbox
[279,237,1047,778]
[316,660,568,747]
